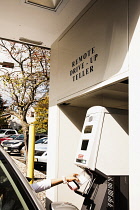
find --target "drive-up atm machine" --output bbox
[69,106,128,210]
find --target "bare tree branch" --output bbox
[0,39,50,159]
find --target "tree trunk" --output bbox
[22,123,29,165]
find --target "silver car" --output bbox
[0,145,47,209]
[35,137,48,151]
[0,129,18,138]
[1,134,24,154]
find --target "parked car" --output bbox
[0,134,21,144]
[1,134,24,154]
[34,150,47,163]
[34,137,48,170]
[20,137,48,156]
[0,129,18,138]
[35,137,48,151]
[34,151,47,170]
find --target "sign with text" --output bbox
[69,47,98,82]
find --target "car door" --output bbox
[0,146,50,210]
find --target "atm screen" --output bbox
[81,140,89,150]
[84,125,93,133]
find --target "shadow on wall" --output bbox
[59,105,87,131]
[106,108,128,134]
[60,105,128,134]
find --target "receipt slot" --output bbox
[73,106,129,210]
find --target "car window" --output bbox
[15,135,24,140]
[35,139,42,144]
[6,131,16,134]
[0,147,46,210]
[34,150,45,156]
[0,161,29,209]
[9,134,18,139]
[0,130,5,134]
[36,137,47,144]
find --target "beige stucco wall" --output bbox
[46,0,130,209]
[50,0,128,104]
[129,0,140,210]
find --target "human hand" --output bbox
[66,174,79,182]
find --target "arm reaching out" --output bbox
[51,174,79,187]
[31,173,79,193]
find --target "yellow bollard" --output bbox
[27,124,35,184]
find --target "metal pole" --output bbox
[27,124,35,184]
